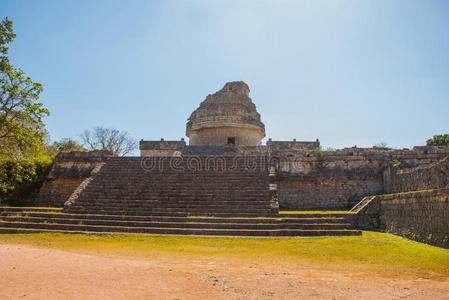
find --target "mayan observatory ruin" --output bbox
[1,81,448,248]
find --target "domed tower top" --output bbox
[186,81,265,146]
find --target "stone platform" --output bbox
[64,156,276,217]
[0,207,361,237]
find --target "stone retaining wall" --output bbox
[379,189,449,248]
[277,172,383,209]
[356,189,449,248]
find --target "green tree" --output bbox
[0,17,49,158]
[0,18,52,203]
[51,138,86,153]
[0,158,52,204]
[426,134,449,146]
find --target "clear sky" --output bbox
[1,0,448,150]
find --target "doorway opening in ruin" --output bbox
[227,137,236,145]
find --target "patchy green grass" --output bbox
[279,210,354,214]
[0,232,448,278]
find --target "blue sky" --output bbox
[2,0,448,150]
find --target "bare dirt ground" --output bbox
[1,244,448,300]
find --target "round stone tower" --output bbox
[186,81,265,146]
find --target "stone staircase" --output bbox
[350,196,376,213]
[0,155,362,236]
[0,207,361,236]
[64,156,275,217]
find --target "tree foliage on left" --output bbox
[0,17,49,158]
[0,17,51,203]
[0,159,51,203]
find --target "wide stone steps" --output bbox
[0,223,360,237]
[64,156,274,216]
[0,211,351,224]
[0,207,63,213]
[71,199,270,205]
[67,205,273,212]
[279,213,357,218]
[66,209,275,217]
[0,216,353,230]
[0,208,361,237]
[70,204,271,208]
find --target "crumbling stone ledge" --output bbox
[37,150,115,206]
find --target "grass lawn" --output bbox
[0,231,448,279]
[279,210,355,214]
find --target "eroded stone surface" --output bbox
[37,151,115,206]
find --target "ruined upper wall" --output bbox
[272,146,449,175]
[267,139,320,153]
[140,140,186,157]
[273,145,449,209]
[384,157,449,193]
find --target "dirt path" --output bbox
[1,244,448,300]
